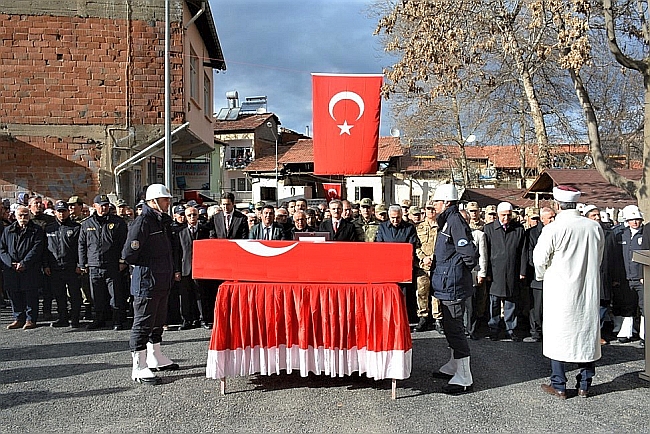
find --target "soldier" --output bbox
[67,195,85,223]
[78,194,128,330]
[414,200,440,332]
[44,201,82,328]
[409,206,423,224]
[400,199,412,222]
[116,199,133,225]
[466,202,485,231]
[123,184,178,384]
[353,198,380,242]
[375,204,388,223]
[484,205,497,224]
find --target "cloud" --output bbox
[210,0,395,136]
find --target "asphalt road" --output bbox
[1,304,648,433]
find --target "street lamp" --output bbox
[267,121,279,203]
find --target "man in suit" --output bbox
[210,192,248,240]
[250,205,286,240]
[318,199,358,241]
[173,206,210,330]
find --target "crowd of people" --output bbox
[0,186,645,393]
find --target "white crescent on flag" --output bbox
[231,240,299,257]
[328,91,365,135]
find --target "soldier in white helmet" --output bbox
[122,184,179,384]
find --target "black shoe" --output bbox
[193,320,202,328]
[443,383,473,395]
[153,363,180,372]
[50,320,69,328]
[180,321,193,330]
[434,320,444,334]
[508,333,522,342]
[468,332,480,340]
[86,321,106,330]
[70,321,80,329]
[42,313,54,322]
[414,317,429,332]
[201,321,212,330]
[113,323,126,331]
[488,332,499,341]
[432,371,454,379]
[618,337,631,344]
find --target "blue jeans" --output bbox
[550,359,595,392]
[488,295,517,334]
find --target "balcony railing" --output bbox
[224,157,252,170]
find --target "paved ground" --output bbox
[1,304,648,433]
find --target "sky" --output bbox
[208,0,396,136]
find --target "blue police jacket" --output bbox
[122,204,174,297]
[431,204,478,301]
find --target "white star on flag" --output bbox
[337,120,353,135]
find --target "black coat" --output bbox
[526,223,543,290]
[484,220,527,297]
[318,218,358,241]
[44,217,81,271]
[0,220,44,292]
[78,213,127,268]
[210,210,249,239]
[122,204,174,297]
[249,222,286,240]
[173,223,210,276]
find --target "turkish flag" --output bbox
[312,73,383,175]
[323,183,341,201]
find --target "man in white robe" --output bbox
[533,185,604,399]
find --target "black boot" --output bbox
[414,317,429,332]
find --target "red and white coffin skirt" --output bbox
[206,282,412,380]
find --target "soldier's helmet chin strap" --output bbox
[148,198,162,213]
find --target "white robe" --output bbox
[533,209,604,363]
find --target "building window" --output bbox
[190,48,198,101]
[237,178,252,192]
[260,187,277,201]
[203,73,211,115]
[230,179,236,192]
[410,196,421,207]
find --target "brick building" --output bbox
[0,0,225,205]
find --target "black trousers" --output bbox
[89,266,122,322]
[50,269,82,322]
[442,299,470,359]
[529,288,543,339]
[179,276,203,323]
[130,290,169,352]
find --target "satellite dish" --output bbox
[389,128,401,137]
[584,155,593,166]
[465,134,476,144]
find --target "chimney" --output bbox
[305,125,310,137]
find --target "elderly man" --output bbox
[319,200,357,241]
[484,202,527,341]
[287,210,315,239]
[534,186,604,399]
[1,205,44,329]
[430,184,478,394]
[523,206,556,343]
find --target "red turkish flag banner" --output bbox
[312,73,383,175]
[322,183,341,201]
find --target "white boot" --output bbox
[443,357,473,394]
[439,349,457,376]
[641,316,645,341]
[132,350,157,384]
[617,316,634,339]
[146,342,179,371]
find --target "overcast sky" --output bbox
[209,0,396,136]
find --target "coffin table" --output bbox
[205,281,412,398]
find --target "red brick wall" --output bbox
[0,13,185,200]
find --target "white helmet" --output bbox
[622,204,643,221]
[432,184,459,201]
[145,184,172,201]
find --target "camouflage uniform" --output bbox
[415,218,442,320]
[354,215,380,242]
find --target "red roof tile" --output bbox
[214,114,277,133]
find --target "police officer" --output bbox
[430,184,478,394]
[44,201,82,328]
[123,184,178,384]
[78,194,128,330]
